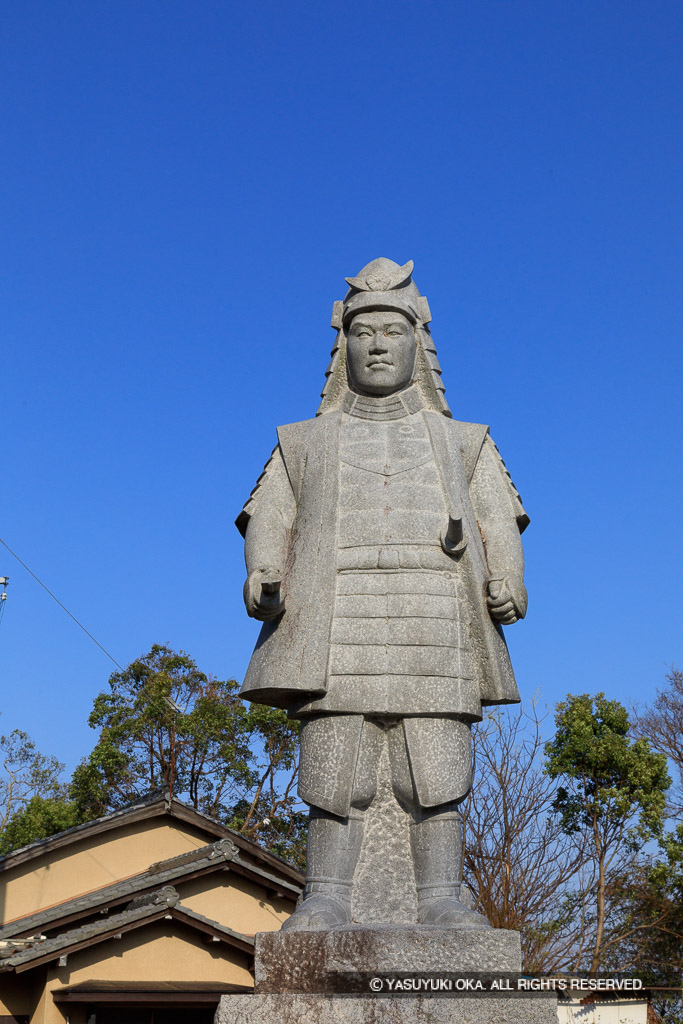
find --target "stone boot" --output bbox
[410,807,490,930]
[280,811,363,932]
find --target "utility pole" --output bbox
[0,577,8,626]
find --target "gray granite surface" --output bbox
[236,258,531,932]
[215,925,557,1024]
[215,993,559,1024]
[352,744,416,925]
[254,926,523,989]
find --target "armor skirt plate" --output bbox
[293,567,480,718]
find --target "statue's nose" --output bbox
[368,331,388,352]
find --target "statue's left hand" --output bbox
[486,575,528,625]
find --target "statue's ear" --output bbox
[331,301,344,330]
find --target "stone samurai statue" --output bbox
[236,258,529,932]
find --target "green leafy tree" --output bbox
[0,725,65,832]
[463,702,590,973]
[611,824,683,1019]
[623,666,683,1022]
[69,644,305,865]
[0,724,80,855]
[221,699,306,865]
[0,795,82,855]
[545,692,670,973]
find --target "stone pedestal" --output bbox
[215,926,558,1024]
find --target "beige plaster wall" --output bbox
[23,922,253,1024]
[1,819,208,925]
[23,973,87,1024]
[0,814,301,1024]
[59,920,252,985]
[179,872,294,934]
[0,967,43,1017]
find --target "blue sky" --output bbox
[1,0,681,777]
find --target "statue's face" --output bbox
[346,311,416,396]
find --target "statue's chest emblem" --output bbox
[340,418,434,477]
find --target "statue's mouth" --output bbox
[367,359,393,369]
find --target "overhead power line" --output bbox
[0,536,123,671]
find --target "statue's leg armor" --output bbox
[389,717,490,929]
[410,803,487,928]
[281,716,382,932]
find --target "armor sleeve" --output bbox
[469,434,528,577]
[235,445,297,576]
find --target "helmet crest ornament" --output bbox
[345,259,414,293]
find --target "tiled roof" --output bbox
[0,887,254,972]
[0,836,300,940]
[0,790,169,866]
[0,791,303,886]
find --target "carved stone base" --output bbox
[215,927,558,1024]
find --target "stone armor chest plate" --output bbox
[337,412,451,570]
[297,409,478,718]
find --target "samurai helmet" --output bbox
[318,258,451,417]
[331,257,432,329]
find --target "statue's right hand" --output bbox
[243,568,286,621]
